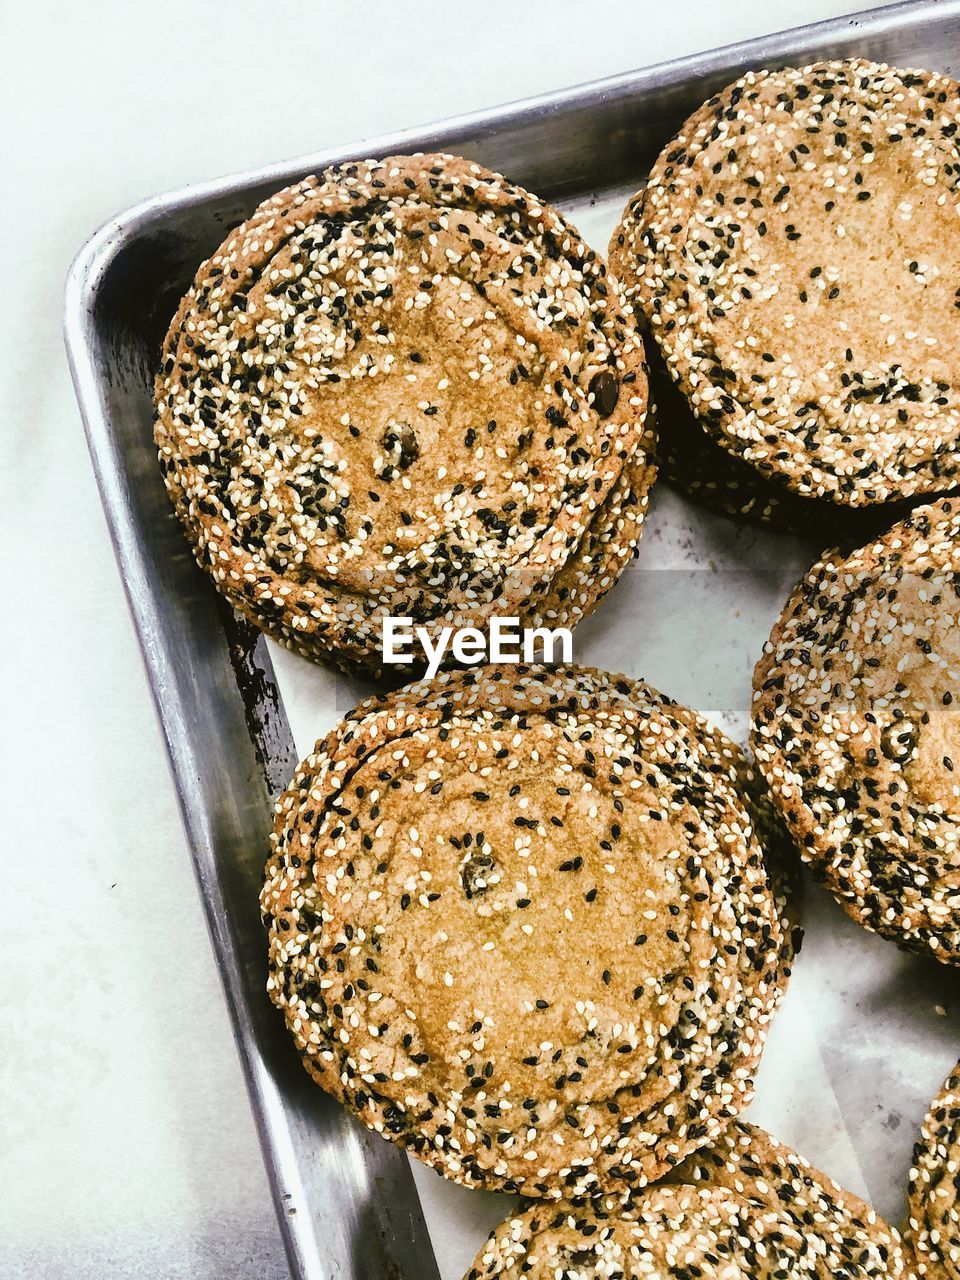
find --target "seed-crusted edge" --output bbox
[466,1120,913,1279]
[647,341,923,540]
[907,1060,960,1280]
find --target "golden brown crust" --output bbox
[752,497,960,962]
[612,59,960,508]
[908,1061,960,1280]
[467,1121,913,1278]
[261,664,794,1198]
[155,153,654,675]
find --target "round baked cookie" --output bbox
[155,153,654,675]
[908,1061,960,1279]
[753,498,960,962]
[612,59,960,507]
[466,1121,911,1279]
[261,664,795,1198]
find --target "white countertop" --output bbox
[3,2,902,1275]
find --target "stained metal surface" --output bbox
[64,3,960,1277]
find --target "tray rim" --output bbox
[63,1,960,1275]
[64,0,956,318]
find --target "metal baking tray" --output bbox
[65,3,960,1277]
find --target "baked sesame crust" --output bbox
[466,1121,912,1278]
[666,1120,879,1225]
[516,437,655,635]
[155,153,654,675]
[648,342,918,539]
[908,1061,960,1280]
[752,497,960,962]
[261,664,794,1198]
[612,59,960,508]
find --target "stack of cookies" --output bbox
[753,498,960,963]
[611,59,960,536]
[155,154,654,677]
[151,53,960,1280]
[260,665,795,1199]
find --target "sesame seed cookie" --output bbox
[261,664,794,1198]
[752,497,960,962]
[155,154,654,675]
[466,1121,912,1278]
[908,1060,960,1279]
[612,59,960,507]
